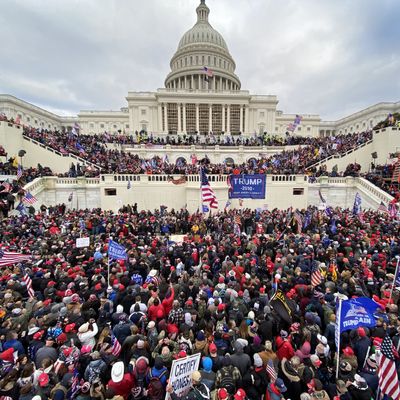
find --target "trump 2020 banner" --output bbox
[228,174,266,199]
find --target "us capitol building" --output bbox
[0,0,398,137]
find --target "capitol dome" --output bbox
[165,0,241,91]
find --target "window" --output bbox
[35,120,38,124]
[196,56,198,65]
[27,117,30,122]
[125,124,129,128]
[307,127,311,131]
[275,127,279,132]
[141,109,146,116]
[105,188,117,196]
[100,124,104,128]
[260,112,265,118]
[293,188,304,195]
[113,124,117,128]
[297,127,301,131]
[90,123,94,128]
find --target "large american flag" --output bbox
[266,359,277,382]
[293,211,303,234]
[21,266,35,299]
[22,192,37,205]
[0,250,32,267]
[200,168,218,209]
[311,265,322,287]
[111,331,121,356]
[378,335,400,399]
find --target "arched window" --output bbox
[224,157,234,165]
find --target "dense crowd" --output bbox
[0,205,399,400]
[363,163,400,198]
[21,126,373,176]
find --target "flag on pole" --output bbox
[15,202,26,215]
[108,240,127,260]
[0,249,32,267]
[377,201,388,213]
[330,218,337,234]
[21,266,35,299]
[200,168,218,209]
[22,192,37,205]
[311,265,322,287]
[75,142,85,154]
[203,66,213,77]
[378,335,400,399]
[293,211,303,234]
[224,200,232,210]
[17,165,23,180]
[353,192,362,215]
[266,359,277,383]
[111,331,122,356]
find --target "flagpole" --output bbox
[335,296,343,379]
[389,255,400,301]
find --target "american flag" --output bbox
[378,201,388,213]
[266,359,277,383]
[389,199,397,218]
[0,181,12,193]
[0,250,32,267]
[203,66,213,77]
[311,265,322,287]
[378,335,400,399]
[22,192,37,205]
[234,214,242,225]
[17,165,23,180]
[200,168,218,209]
[293,211,303,234]
[111,331,121,356]
[21,266,35,299]
[70,369,80,399]
[353,192,362,215]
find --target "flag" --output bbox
[111,331,122,356]
[353,192,362,215]
[203,66,213,77]
[108,240,127,260]
[337,297,381,334]
[269,289,294,324]
[0,181,12,193]
[70,369,80,399]
[17,165,23,180]
[68,193,73,202]
[378,201,388,213]
[293,211,303,234]
[202,204,209,213]
[311,265,322,287]
[22,192,37,205]
[294,114,303,125]
[15,202,26,215]
[75,142,85,154]
[318,190,326,204]
[378,335,400,399]
[224,200,232,210]
[388,199,397,218]
[330,218,337,234]
[21,266,35,299]
[303,211,311,230]
[330,261,338,282]
[200,168,218,209]
[266,359,277,383]
[127,180,131,190]
[325,207,333,218]
[0,250,32,267]
[71,127,78,137]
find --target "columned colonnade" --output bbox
[166,75,240,91]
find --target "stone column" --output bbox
[191,75,194,90]
[198,74,201,90]
[182,103,186,133]
[195,104,199,133]
[157,104,162,133]
[209,104,212,133]
[177,104,182,133]
[239,105,244,134]
[212,76,216,90]
[227,105,231,134]
[184,76,187,89]
[163,103,169,133]
[244,105,249,134]
[222,105,226,132]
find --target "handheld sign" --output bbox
[76,237,90,248]
[166,353,201,399]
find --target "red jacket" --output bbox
[275,336,294,360]
[148,303,165,321]
[162,286,175,316]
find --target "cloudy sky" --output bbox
[0,0,398,120]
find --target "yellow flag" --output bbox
[12,157,18,168]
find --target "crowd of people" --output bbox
[363,163,400,198]
[0,204,399,400]
[20,124,373,177]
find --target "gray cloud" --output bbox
[0,0,398,120]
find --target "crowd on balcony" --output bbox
[0,204,399,399]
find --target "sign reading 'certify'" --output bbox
[228,174,266,199]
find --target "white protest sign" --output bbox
[166,353,201,399]
[76,237,90,248]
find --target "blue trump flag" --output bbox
[108,240,127,260]
[338,297,381,333]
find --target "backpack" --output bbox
[218,366,236,395]
[147,376,166,400]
